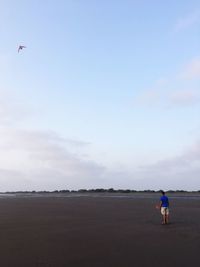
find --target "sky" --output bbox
[0,0,200,191]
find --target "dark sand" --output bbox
[0,195,199,267]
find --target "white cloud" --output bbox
[136,87,200,108]
[1,80,200,191]
[1,124,200,191]
[0,91,117,191]
[136,57,200,108]
[179,58,200,80]
[0,127,106,191]
[136,141,200,190]
[174,10,200,32]
[169,89,200,106]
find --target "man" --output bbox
[160,190,169,225]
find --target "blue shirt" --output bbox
[160,195,169,207]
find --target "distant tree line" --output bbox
[2,188,200,194]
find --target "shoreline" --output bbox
[0,191,200,199]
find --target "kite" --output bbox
[18,45,26,53]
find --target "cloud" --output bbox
[0,91,124,191]
[0,78,199,191]
[174,10,200,32]
[0,169,32,191]
[136,141,200,190]
[169,89,200,106]
[0,88,104,191]
[135,57,200,108]
[0,127,106,191]
[136,87,200,108]
[1,124,200,191]
[0,128,108,189]
[135,89,200,108]
[179,58,200,80]
[0,127,140,191]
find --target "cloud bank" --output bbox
[1,124,200,191]
[0,73,200,191]
[0,127,107,191]
[137,141,200,190]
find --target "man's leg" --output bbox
[161,212,166,224]
[162,208,168,224]
[162,214,165,224]
[164,213,167,224]
[161,208,165,224]
[165,211,169,224]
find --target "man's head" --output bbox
[161,190,165,195]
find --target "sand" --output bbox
[0,194,199,267]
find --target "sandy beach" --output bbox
[0,194,199,267]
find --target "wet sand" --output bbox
[0,195,199,266]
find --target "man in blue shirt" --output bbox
[160,190,169,225]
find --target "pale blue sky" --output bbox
[0,1,200,191]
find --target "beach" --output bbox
[0,194,199,266]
